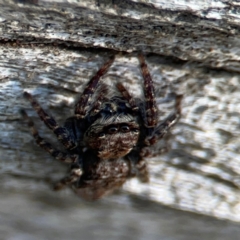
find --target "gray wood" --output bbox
[1,0,240,237]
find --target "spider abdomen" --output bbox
[74,157,130,200]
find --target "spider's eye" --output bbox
[132,128,139,133]
[107,126,118,134]
[120,125,130,132]
[98,132,105,138]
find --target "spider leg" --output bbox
[23,92,77,150]
[54,168,82,190]
[145,94,183,145]
[75,56,115,119]
[131,159,149,183]
[21,109,78,163]
[116,83,139,112]
[138,54,158,128]
[89,83,108,115]
[127,150,149,183]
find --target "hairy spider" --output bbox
[21,54,182,200]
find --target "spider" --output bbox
[21,54,182,200]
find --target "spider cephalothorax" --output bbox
[21,54,182,200]
[83,97,140,160]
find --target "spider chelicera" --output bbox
[21,54,182,200]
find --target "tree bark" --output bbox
[1,0,240,223]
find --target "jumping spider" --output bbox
[21,54,182,200]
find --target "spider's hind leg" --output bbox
[54,167,82,190]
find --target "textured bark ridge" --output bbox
[1,0,240,222]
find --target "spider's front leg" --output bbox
[138,54,183,145]
[116,83,139,113]
[89,83,108,115]
[75,56,115,119]
[154,94,182,140]
[144,94,183,146]
[138,54,158,129]
[139,95,182,160]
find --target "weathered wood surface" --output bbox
[1,0,240,230]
